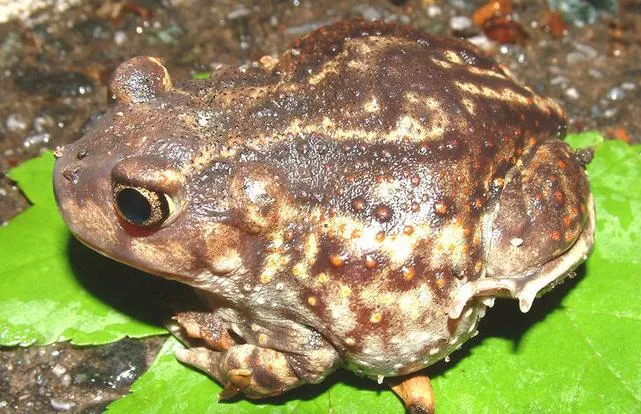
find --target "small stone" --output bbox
[114,31,128,46]
[50,399,75,411]
[564,87,580,100]
[605,86,625,101]
[450,15,473,32]
[427,5,442,17]
[23,133,50,149]
[6,113,27,132]
[52,364,67,377]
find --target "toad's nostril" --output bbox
[62,167,80,184]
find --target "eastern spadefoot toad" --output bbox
[53,20,594,412]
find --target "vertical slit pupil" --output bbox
[117,188,152,225]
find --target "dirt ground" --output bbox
[0,0,639,412]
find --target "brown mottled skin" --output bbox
[53,20,594,410]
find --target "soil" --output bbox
[0,0,639,412]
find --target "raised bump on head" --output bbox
[110,56,172,104]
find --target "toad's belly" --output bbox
[337,300,487,377]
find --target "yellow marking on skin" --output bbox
[318,272,329,283]
[465,66,509,80]
[345,337,356,346]
[290,232,319,281]
[260,233,289,283]
[328,292,357,334]
[307,296,318,306]
[364,97,380,113]
[398,293,420,321]
[444,50,463,64]
[258,333,269,346]
[292,263,306,278]
[431,58,452,69]
[340,285,352,298]
[383,234,415,266]
[305,233,318,261]
[148,57,173,90]
[431,222,468,270]
[308,59,342,85]
[454,81,529,106]
[275,91,456,144]
[370,312,383,323]
[461,97,476,115]
[260,273,272,284]
[380,292,395,305]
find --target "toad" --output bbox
[53,20,594,412]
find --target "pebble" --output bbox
[588,68,603,79]
[23,133,50,149]
[605,86,625,101]
[566,51,587,65]
[227,6,250,20]
[449,15,473,32]
[550,75,569,86]
[6,113,27,132]
[50,398,75,411]
[52,363,67,377]
[564,87,580,100]
[351,4,384,21]
[574,43,598,59]
[113,31,127,46]
[426,5,442,17]
[467,34,495,51]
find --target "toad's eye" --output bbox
[113,184,173,227]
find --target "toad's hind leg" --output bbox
[176,342,340,400]
[389,373,435,414]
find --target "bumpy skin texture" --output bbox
[53,20,594,404]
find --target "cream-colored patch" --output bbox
[277,91,455,144]
[431,58,452,69]
[461,97,476,115]
[308,59,342,85]
[364,97,380,113]
[327,295,357,335]
[431,222,467,270]
[382,234,415,266]
[260,233,289,283]
[465,66,508,80]
[398,292,421,321]
[374,179,400,201]
[455,81,529,106]
[362,334,387,357]
[444,50,463,64]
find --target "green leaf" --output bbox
[0,152,169,345]
[108,133,641,412]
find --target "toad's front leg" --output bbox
[174,312,341,399]
[176,342,340,399]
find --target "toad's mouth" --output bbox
[448,193,596,319]
[70,232,195,284]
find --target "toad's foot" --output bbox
[172,311,234,351]
[176,344,332,399]
[172,310,340,399]
[389,373,435,414]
